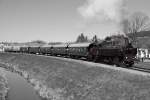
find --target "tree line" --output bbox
[76,33,99,43]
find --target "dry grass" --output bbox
[0,53,150,100]
[0,69,8,100]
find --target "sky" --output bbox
[0,0,150,42]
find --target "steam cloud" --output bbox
[79,0,126,23]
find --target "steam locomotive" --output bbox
[88,36,137,67]
[4,36,137,67]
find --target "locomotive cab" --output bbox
[112,37,137,67]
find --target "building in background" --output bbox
[0,44,4,52]
[137,48,150,62]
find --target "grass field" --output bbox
[0,69,8,100]
[0,52,150,100]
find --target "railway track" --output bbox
[130,66,150,73]
[80,58,150,74]
[53,54,150,74]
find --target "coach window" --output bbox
[81,48,83,52]
[77,48,79,52]
[75,48,77,51]
[82,48,85,51]
[78,48,80,52]
[80,48,82,52]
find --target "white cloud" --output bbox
[78,0,126,23]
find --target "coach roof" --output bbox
[52,44,68,47]
[68,43,91,47]
[41,44,52,47]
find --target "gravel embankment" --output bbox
[0,52,150,100]
[135,61,150,70]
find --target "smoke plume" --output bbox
[78,0,126,23]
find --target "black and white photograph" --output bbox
[0,0,150,100]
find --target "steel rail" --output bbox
[129,66,150,73]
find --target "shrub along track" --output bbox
[1,52,150,100]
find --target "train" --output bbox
[4,36,137,67]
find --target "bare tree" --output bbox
[122,12,150,45]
